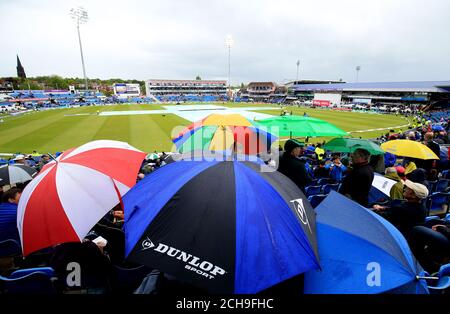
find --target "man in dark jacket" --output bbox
[340,148,374,207]
[278,139,312,192]
[423,132,440,172]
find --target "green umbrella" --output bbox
[254,115,348,138]
[323,138,385,155]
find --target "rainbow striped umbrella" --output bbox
[172,114,277,155]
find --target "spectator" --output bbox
[137,172,145,182]
[384,152,397,168]
[12,154,31,167]
[328,157,347,182]
[50,239,112,293]
[313,160,329,179]
[278,139,312,192]
[340,148,374,207]
[373,180,428,238]
[36,154,51,172]
[0,187,22,243]
[314,143,325,161]
[423,132,440,172]
[407,132,416,140]
[406,168,430,192]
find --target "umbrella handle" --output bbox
[48,153,59,164]
[416,276,439,280]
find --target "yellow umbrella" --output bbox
[381,140,439,160]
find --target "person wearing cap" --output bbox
[278,139,312,192]
[373,180,428,237]
[340,148,374,207]
[12,154,25,164]
[12,154,31,167]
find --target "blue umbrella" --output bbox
[123,160,319,294]
[304,191,429,294]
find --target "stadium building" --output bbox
[236,80,342,103]
[240,82,276,101]
[145,79,228,102]
[113,83,141,99]
[289,81,450,109]
[237,82,287,103]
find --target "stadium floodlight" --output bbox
[296,59,300,82]
[356,65,361,83]
[70,7,89,94]
[225,35,234,89]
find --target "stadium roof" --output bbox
[292,81,450,93]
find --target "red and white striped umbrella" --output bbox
[17,140,146,256]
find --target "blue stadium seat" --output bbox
[318,178,334,185]
[425,215,440,223]
[308,194,328,208]
[427,263,450,293]
[0,267,56,294]
[426,192,450,215]
[0,239,21,257]
[445,213,450,222]
[427,180,437,193]
[435,179,449,193]
[305,185,322,197]
[322,183,340,195]
[110,264,152,294]
[442,170,450,180]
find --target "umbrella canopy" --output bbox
[173,114,276,155]
[123,160,320,294]
[0,164,37,186]
[254,115,348,138]
[17,140,146,256]
[304,191,429,294]
[381,140,439,160]
[323,138,385,155]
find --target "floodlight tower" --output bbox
[225,35,234,90]
[296,59,300,82]
[70,7,89,94]
[355,65,361,83]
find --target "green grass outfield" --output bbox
[0,103,411,154]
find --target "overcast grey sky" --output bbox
[1,0,450,84]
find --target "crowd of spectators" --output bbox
[274,115,449,275]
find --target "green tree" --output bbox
[196,75,201,80]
